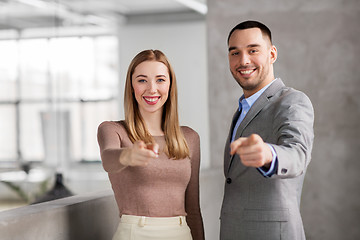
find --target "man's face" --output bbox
[228,28,277,97]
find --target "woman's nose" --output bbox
[148,81,157,94]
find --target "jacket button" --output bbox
[281,168,288,174]
[226,178,232,184]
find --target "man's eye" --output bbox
[250,49,258,54]
[231,52,239,56]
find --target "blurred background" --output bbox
[0,0,209,208]
[0,0,359,239]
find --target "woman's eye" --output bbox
[138,79,146,83]
[157,79,165,82]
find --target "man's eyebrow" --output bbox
[228,43,261,52]
[247,44,261,48]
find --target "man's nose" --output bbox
[239,53,250,65]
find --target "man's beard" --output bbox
[231,65,269,92]
[231,71,261,92]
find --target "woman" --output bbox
[97,49,205,240]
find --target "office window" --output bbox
[0,36,119,163]
[0,40,18,101]
[19,39,49,100]
[0,40,18,161]
[0,105,17,160]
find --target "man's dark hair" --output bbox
[227,20,272,44]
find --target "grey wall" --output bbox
[207,0,360,239]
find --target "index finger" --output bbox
[146,143,159,155]
[246,134,262,145]
[230,137,247,155]
[134,140,146,150]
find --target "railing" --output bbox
[0,190,119,240]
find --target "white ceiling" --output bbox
[0,0,207,31]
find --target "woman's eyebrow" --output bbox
[135,74,147,78]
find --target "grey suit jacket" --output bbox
[220,79,314,240]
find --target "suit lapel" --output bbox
[224,109,241,174]
[233,94,269,140]
[227,79,285,174]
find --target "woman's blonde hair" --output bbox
[124,49,189,159]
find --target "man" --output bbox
[220,20,314,240]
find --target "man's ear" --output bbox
[270,45,277,64]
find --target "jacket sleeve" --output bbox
[269,90,314,179]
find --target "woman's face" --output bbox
[132,60,170,117]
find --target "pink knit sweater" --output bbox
[97,121,204,240]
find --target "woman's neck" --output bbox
[140,110,164,136]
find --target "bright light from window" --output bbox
[0,36,119,163]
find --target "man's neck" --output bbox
[244,78,275,98]
[243,78,276,99]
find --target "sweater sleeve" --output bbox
[97,121,127,173]
[184,128,205,240]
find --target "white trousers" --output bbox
[112,215,193,240]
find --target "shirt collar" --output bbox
[238,78,277,111]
